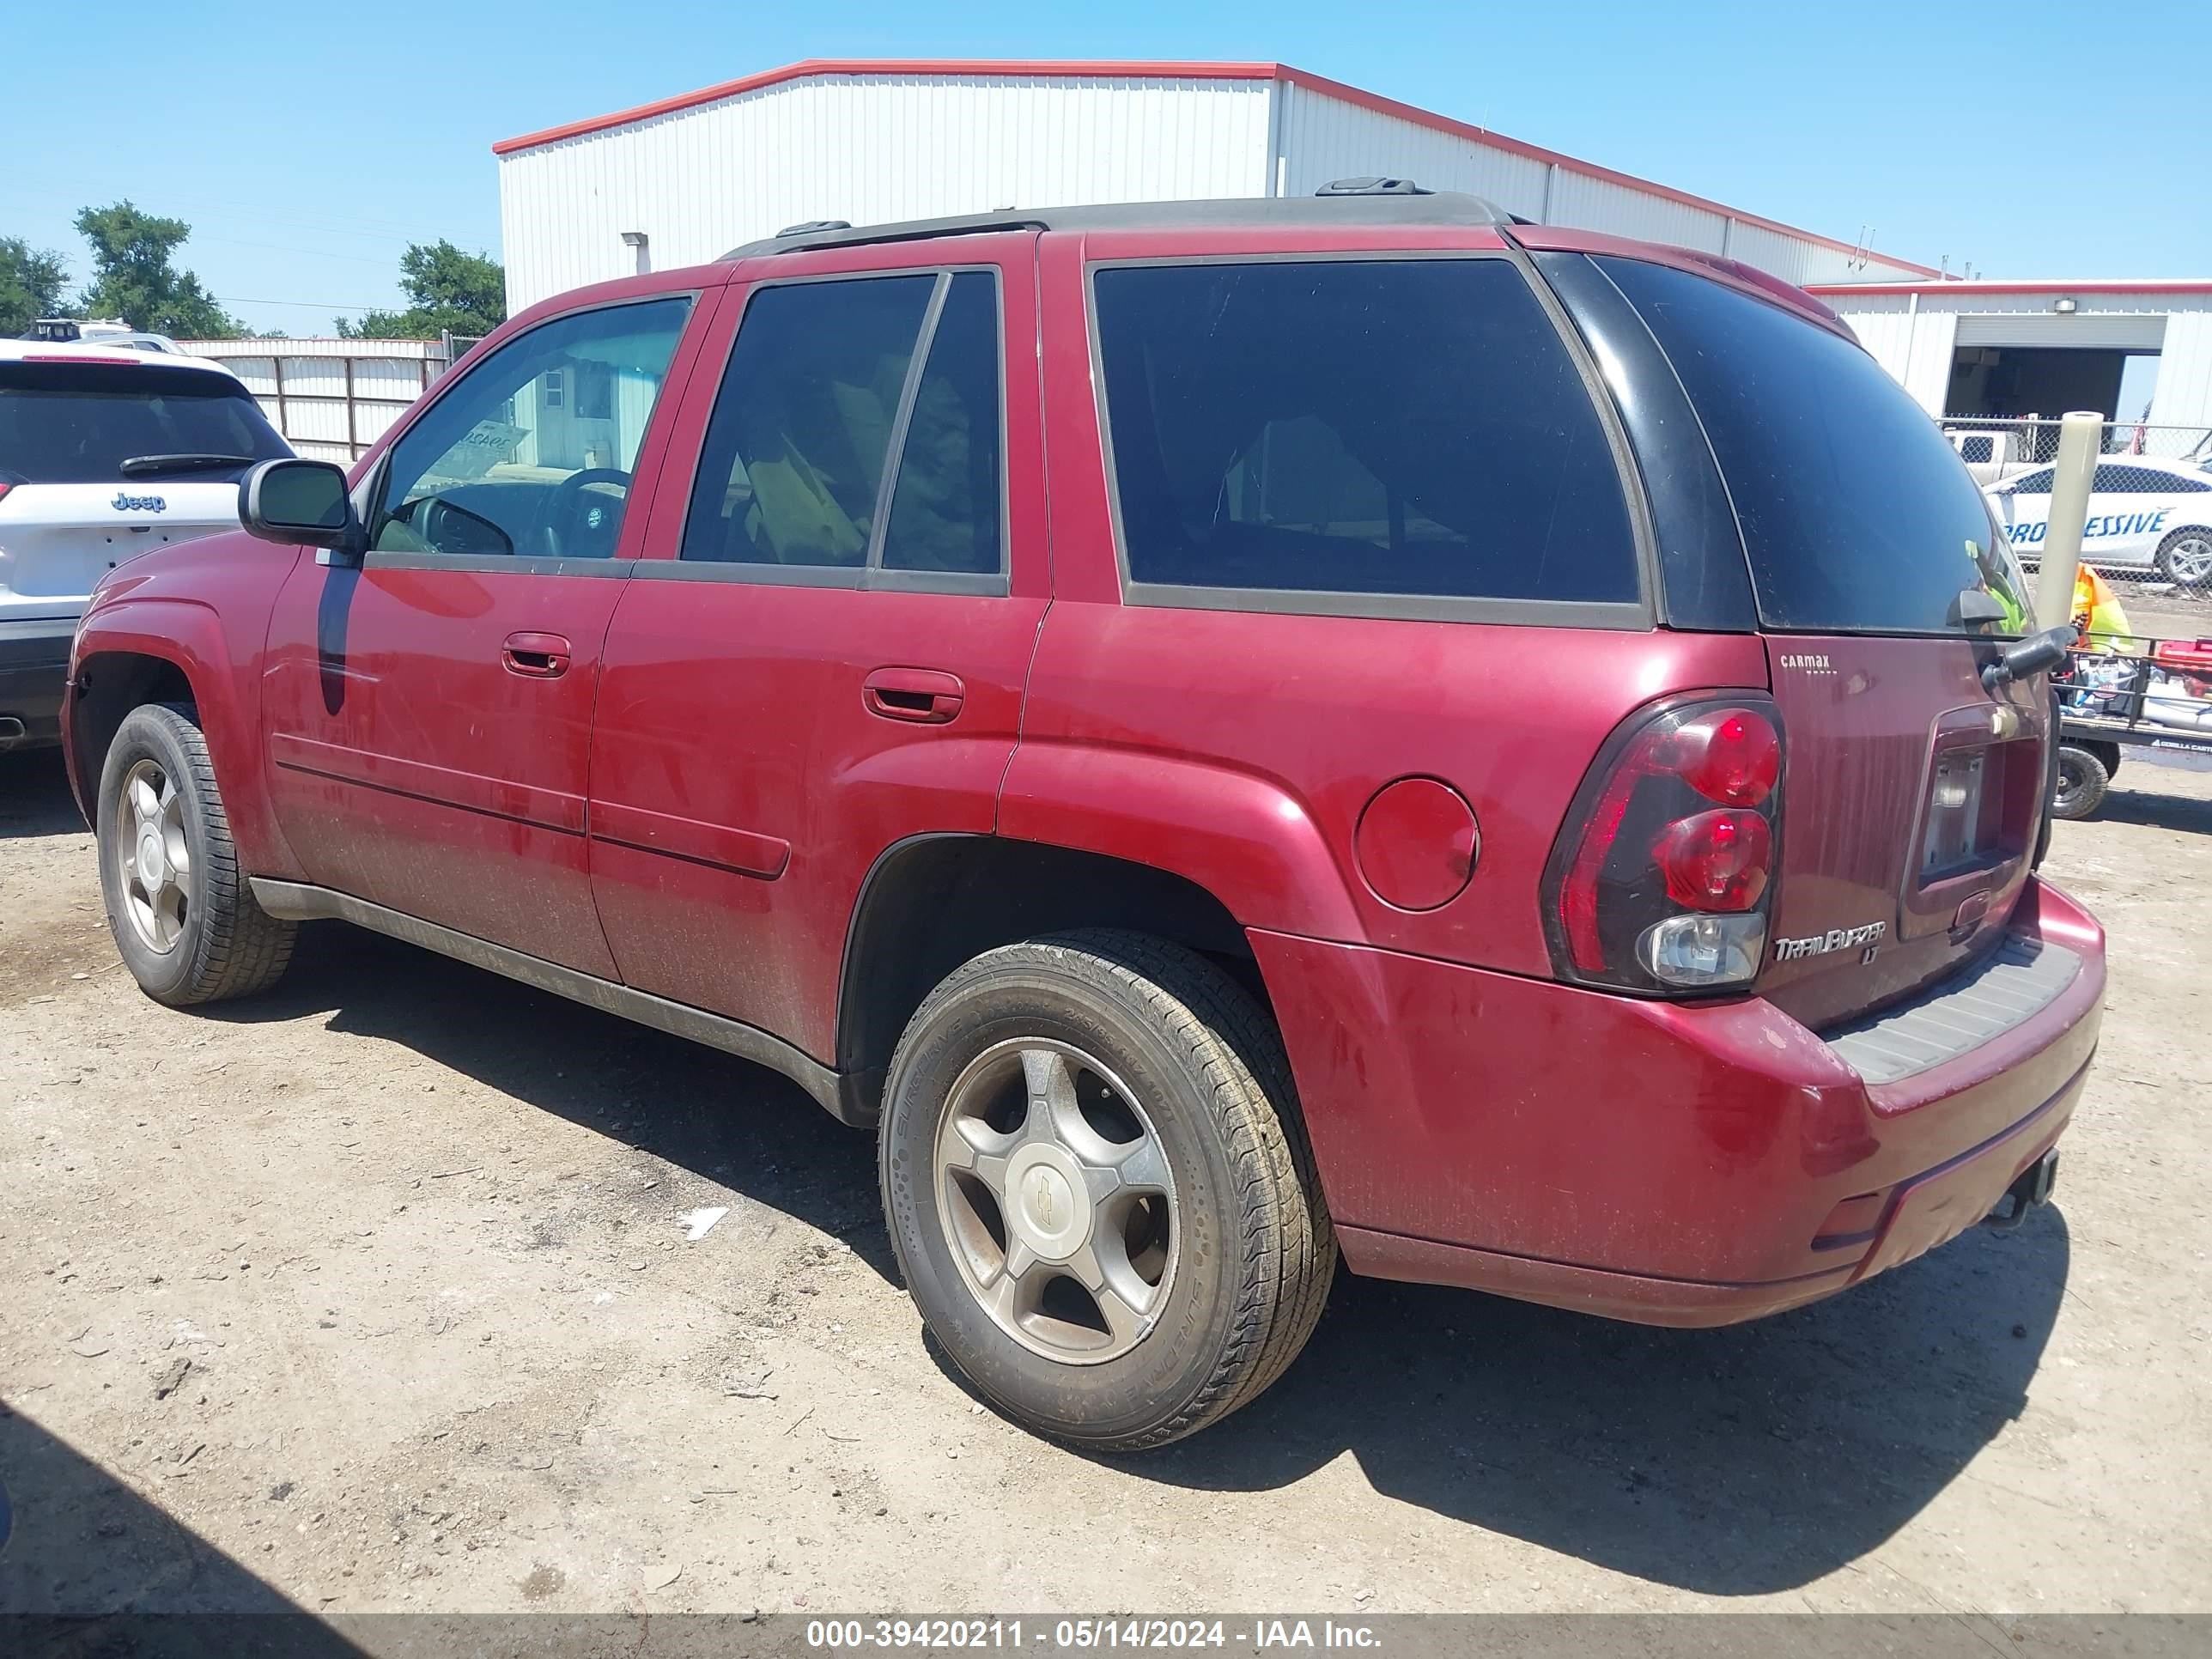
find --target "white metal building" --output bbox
[1808,280,2212,436]
[493,58,1938,312]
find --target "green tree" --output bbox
[338,240,505,339]
[72,201,243,337]
[0,238,71,335]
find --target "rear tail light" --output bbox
[1544,696,1784,994]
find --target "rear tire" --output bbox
[2154,525,2212,589]
[878,930,1334,1449]
[96,702,296,1006]
[2051,744,2109,821]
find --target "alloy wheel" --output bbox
[115,758,191,953]
[2163,532,2212,586]
[933,1040,1178,1364]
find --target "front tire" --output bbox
[2155,525,2212,589]
[96,703,296,1006]
[878,931,1334,1449]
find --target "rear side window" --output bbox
[0,361,289,484]
[1598,257,2027,637]
[1091,259,1639,611]
[882,273,1003,575]
[682,270,1006,582]
[684,276,936,567]
[2002,470,2054,495]
[2096,464,2207,494]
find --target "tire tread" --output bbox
[886,928,1334,1449]
[105,703,295,1005]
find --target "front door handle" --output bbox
[502,631,572,678]
[863,666,964,724]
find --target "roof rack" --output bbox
[720,184,1510,260]
[1314,176,1431,196]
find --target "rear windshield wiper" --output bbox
[118,453,257,477]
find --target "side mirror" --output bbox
[240,459,367,565]
[1982,623,2077,692]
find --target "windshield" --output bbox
[0,361,290,483]
[1598,257,2030,638]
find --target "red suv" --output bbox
[65,186,2105,1449]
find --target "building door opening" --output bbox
[1947,345,2161,422]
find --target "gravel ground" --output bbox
[2,745,2208,1626]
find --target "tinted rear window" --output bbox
[1598,258,2028,637]
[0,361,289,484]
[1093,258,1638,609]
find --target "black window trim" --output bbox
[1082,247,1658,631]
[638,262,1012,598]
[356,289,703,578]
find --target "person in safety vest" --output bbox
[1966,537,2029,635]
[2072,565,2142,654]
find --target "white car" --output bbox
[1,340,292,752]
[1984,455,2212,588]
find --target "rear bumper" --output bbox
[0,623,75,748]
[1252,877,2103,1325]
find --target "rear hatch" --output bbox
[0,356,290,623]
[1559,252,2048,1030]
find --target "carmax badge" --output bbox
[1772,921,1887,963]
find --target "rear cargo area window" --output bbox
[0,362,289,484]
[1596,257,2029,638]
[1091,258,1638,607]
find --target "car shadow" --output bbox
[0,1400,369,1653]
[0,752,86,841]
[199,921,900,1283]
[200,917,2068,1598]
[1103,1206,2069,1596]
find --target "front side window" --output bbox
[680,270,1006,579]
[372,296,690,561]
[2001,470,2054,496]
[1091,258,1639,608]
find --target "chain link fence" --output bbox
[1943,418,2212,629]
[1942,416,2212,478]
[437,331,488,382]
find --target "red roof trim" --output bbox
[489,58,1281,155]
[1269,68,1938,276]
[489,57,1941,278]
[1808,278,2212,297]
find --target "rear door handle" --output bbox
[863,666,964,724]
[502,631,572,678]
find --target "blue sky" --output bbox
[5,1,2204,335]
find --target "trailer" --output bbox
[2051,637,2212,817]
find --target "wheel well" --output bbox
[70,652,195,805]
[836,836,1261,1121]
